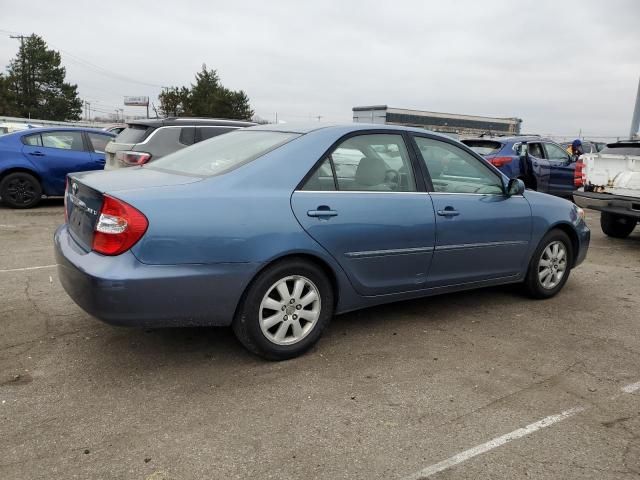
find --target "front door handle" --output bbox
[307,206,338,218]
[437,207,459,217]
[28,151,45,157]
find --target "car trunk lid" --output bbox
[65,167,202,251]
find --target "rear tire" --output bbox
[0,172,42,209]
[232,259,334,360]
[600,212,636,238]
[523,229,573,299]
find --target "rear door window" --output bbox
[303,134,416,192]
[41,131,85,151]
[115,124,152,144]
[22,133,43,146]
[178,127,196,146]
[196,126,235,142]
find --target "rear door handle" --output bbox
[307,206,338,218]
[28,151,45,157]
[437,208,459,217]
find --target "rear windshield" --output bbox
[147,130,300,176]
[115,124,152,144]
[461,140,503,156]
[600,144,640,155]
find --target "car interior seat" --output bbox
[353,156,391,190]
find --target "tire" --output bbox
[232,259,334,360]
[600,212,636,239]
[0,172,42,209]
[523,229,573,299]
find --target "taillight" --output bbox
[574,158,585,187]
[489,156,513,168]
[115,150,152,166]
[92,195,148,256]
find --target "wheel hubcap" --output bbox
[538,241,567,290]
[259,275,321,346]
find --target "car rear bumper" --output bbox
[54,224,261,327]
[573,191,640,219]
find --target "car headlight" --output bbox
[576,206,585,221]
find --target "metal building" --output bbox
[353,105,522,137]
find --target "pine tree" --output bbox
[1,34,82,120]
[159,64,254,120]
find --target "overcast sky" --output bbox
[1,0,638,137]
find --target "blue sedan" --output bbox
[0,127,115,208]
[55,124,590,359]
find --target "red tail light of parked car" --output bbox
[92,195,148,256]
[115,150,152,166]
[574,158,585,187]
[489,157,513,168]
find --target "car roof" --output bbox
[128,117,257,128]
[11,127,115,136]
[246,122,455,139]
[463,135,553,143]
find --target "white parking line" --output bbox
[0,264,57,273]
[621,381,640,394]
[402,407,585,479]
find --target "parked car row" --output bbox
[0,118,254,208]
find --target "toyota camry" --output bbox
[55,124,590,360]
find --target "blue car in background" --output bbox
[462,136,579,198]
[55,124,590,360]
[0,127,115,208]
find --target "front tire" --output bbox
[600,212,636,238]
[232,259,334,360]
[523,229,573,299]
[0,172,42,209]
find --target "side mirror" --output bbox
[507,178,525,196]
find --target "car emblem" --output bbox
[72,182,78,195]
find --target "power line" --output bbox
[1,28,164,88]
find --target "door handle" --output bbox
[437,207,459,217]
[28,151,45,157]
[307,206,338,218]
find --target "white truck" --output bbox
[573,140,640,238]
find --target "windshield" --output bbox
[461,140,503,156]
[147,130,300,176]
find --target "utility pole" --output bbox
[275,112,278,124]
[630,76,640,139]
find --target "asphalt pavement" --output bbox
[1,200,639,479]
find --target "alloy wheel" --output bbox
[5,178,37,205]
[537,241,567,290]
[259,275,321,346]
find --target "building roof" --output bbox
[353,105,521,125]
